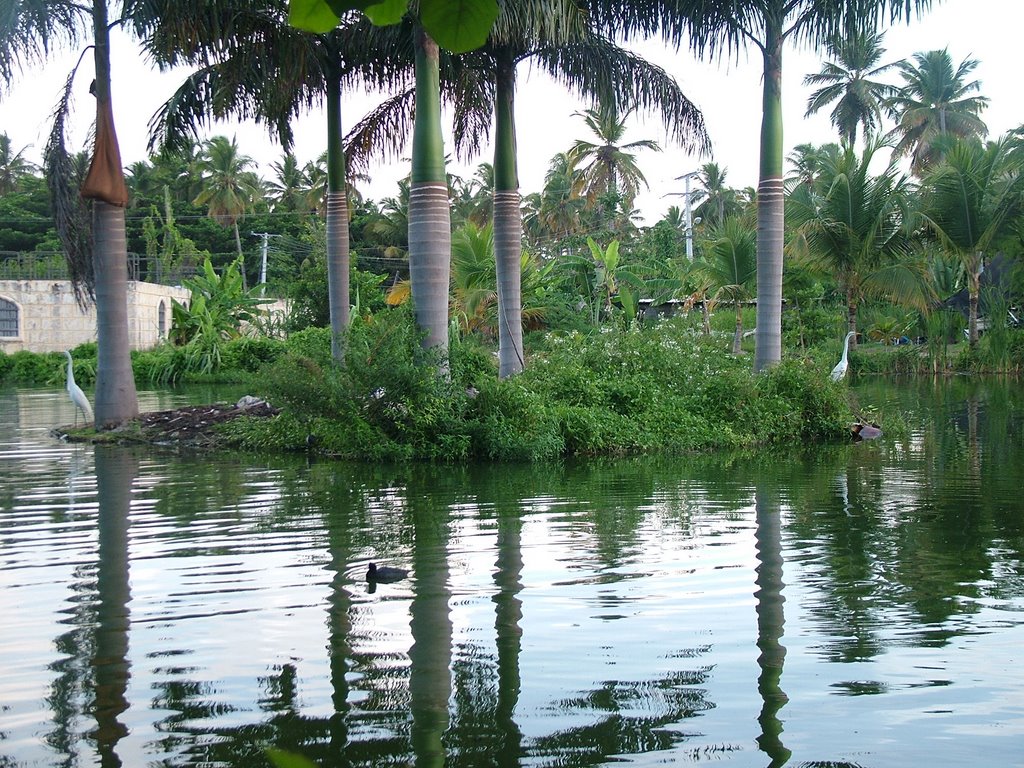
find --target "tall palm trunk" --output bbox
[408,28,451,358]
[232,220,247,290]
[846,283,859,349]
[89,0,138,427]
[753,13,785,373]
[493,51,524,377]
[325,62,350,362]
[967,253,981,347]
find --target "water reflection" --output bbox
[2,381,1024,766]
[754,485,790,767]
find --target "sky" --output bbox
[2,0,1020,226]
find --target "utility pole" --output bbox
[252,232,271,291]
[676,171,700,262]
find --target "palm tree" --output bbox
[697,216,757,354]
[192,135,261,284]
[584,0,930,372]
[693,161,741,227]
[137,1,395,362]
[803,29,901,145]
[887,48,989,175]
[267,152,312,213]
[787,140,931,343]
[921,135,1024,346]
[407,24,452,358]
[567,102,660,213]
[0,133,37,194]
[2,0,138,426]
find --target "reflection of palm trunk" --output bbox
[92,447,137,767]
[754,486,791,767]
[493,512,524,765]
[326,545,353,756]
[968,394,980,478]
[409,522,452,766]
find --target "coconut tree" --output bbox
[887,48,989,175]
[787,139,931,343]
[697,216,757,354]
[568,102,661,213]
[267,152,312,213]
[2,0,139,427]
[584,0,931,372]
[920,135,1024,346]
[0,133,37,194]
[192,135,261,284]
[803,28,901,146]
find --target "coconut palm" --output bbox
[267,152,312,213]
[920,135,1024,346]
[584,0,930,372]
[567,102,660,212]
[693,161,743,227]
[192,135,261,282]
[803,28,901,145]
[787,140,931,343]
[2,0,138,426]
[887,48,989,175]
[0,133,37,194]
[697,216,757,354]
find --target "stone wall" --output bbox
[0,280,190,353]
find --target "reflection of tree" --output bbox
[754,485,791,767]
[407,497,453,767]
[91,447,137,768]
[493,508,524,766]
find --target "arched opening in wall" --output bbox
[0,297,20,338]
[158,300,166,339]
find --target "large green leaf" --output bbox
[288,0,496,52]
[419,0,497,52]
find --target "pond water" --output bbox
[1,379,1022,768]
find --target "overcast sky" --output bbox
[2,0,1019,225]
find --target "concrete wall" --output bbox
[0,280,190,353]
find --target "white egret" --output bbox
[830,331,857,382]
[64,351,94,425]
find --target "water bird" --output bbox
[852,422,883,441]
[366,562,408,583]
[830,331,857,381]
[64,351,93,425]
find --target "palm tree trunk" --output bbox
[733,302,743,354]
[89,0,138,427]
[325,63,350,362]
[233,221,247,290]
[493,51,524,378]
[408,27,451,359]
[753,14,785,373]
[93,202,139,426]
[846,284,858,350]
[967,254,981,347]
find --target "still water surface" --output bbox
[1,380,1022,767]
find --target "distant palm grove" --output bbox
[2,1,1023,453]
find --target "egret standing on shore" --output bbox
[830,332,857,382]
[64,351,93,425]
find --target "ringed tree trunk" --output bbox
[733,301,743,354]
[846,281,858,350]
[325,62,350,362]
[85,0,138,427]
[493,50,524,378]
[233,220,247,290]
[753,18,785,373]
[408,27,451,361]
[967,251,981,347]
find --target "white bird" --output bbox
[64,351,93,425]
[830,331,857,382]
